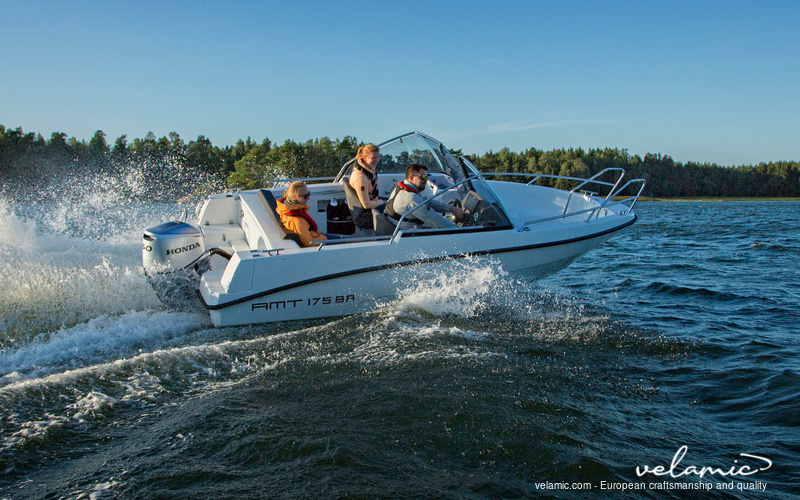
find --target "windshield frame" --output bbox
[335,131,468,183]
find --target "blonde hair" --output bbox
[356,143,379,159]
[285,181,308,203]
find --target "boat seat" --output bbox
[373,211,396,236]
[342,177,361,209]
[258,189,302,246]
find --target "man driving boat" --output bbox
[385,163,464,230]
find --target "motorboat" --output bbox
[142,132,645,327]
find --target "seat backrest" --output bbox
[342,178,363,210]
[258,189,302,245]
[373,211,397,236]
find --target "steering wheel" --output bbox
[446,198,470,225]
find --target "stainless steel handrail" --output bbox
[563,168,625,215]
[570,168,625,195]
[266,176,336,188]
[334,158,358,183]
[519,179,646,229]
[312,235,393,250]
[517,196,640,231]
[480,170,645,230]
[607,179,646,214]
[481,171,621,191]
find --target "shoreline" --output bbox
[636,197,800,202]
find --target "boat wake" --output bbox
[393,255,510,318]
[0,199,165,344]
[0,309,212,386]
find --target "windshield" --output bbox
[374,133,468,183]
[335,132,470,184]
[334,132,512,233]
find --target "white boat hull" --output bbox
[199,216,633,326]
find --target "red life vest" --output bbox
[285,209,318,232]
[395,181,420,193]
[385,181,424,224]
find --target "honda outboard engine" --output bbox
[142,221,205,274]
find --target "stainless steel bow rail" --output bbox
[481,169,646,231]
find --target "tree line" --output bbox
[0,126,359,202]
[472,146,800,198]
[2,125,798,202]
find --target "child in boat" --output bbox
[276,181,327,247]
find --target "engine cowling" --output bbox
[142,221,205,273]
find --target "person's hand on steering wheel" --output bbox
[447,199,464,222]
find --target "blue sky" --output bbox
[2,0,798,166]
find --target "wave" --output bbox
[645,281,743,302]
[0,309,212,385]
[0,195,189,344]
[0,319,309,454]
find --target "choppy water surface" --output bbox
[1,192,798,498]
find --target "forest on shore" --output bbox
[2,125,799,202]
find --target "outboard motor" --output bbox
[142,221,205,274]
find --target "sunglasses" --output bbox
[414,174,428,181]
[298,192,311,199]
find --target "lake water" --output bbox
[1,194,798,498]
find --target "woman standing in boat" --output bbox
[348,143,383,229]
[277,181,327,247]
